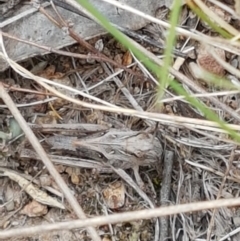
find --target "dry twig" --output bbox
[1,197,240,239]
[0,83,101,241]
[160,150,174,241]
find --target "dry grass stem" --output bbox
[2,1,240,239]
[0,83,101,241]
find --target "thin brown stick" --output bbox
[2,83,56,96]
[0,83,101,241]
[0,30,107,61]
[38,5,145,79]
[160,150,174,241]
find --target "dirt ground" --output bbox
[1,0,240,241]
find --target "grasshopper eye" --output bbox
[97,151,108,161]
[98,153,104,158]
[101,131,107,136]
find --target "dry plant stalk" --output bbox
[0,82,101,241]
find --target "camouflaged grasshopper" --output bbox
[23,123,163,186]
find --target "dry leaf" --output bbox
[0,168,65,209]
[35,111,58,125]
[39,174,52,187]
[102,181,125,209]
[197,44,225,76]
[21,200,48,217]
[71,168,81,185]
[122,51,133,66]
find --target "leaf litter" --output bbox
[1,0,240,241]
